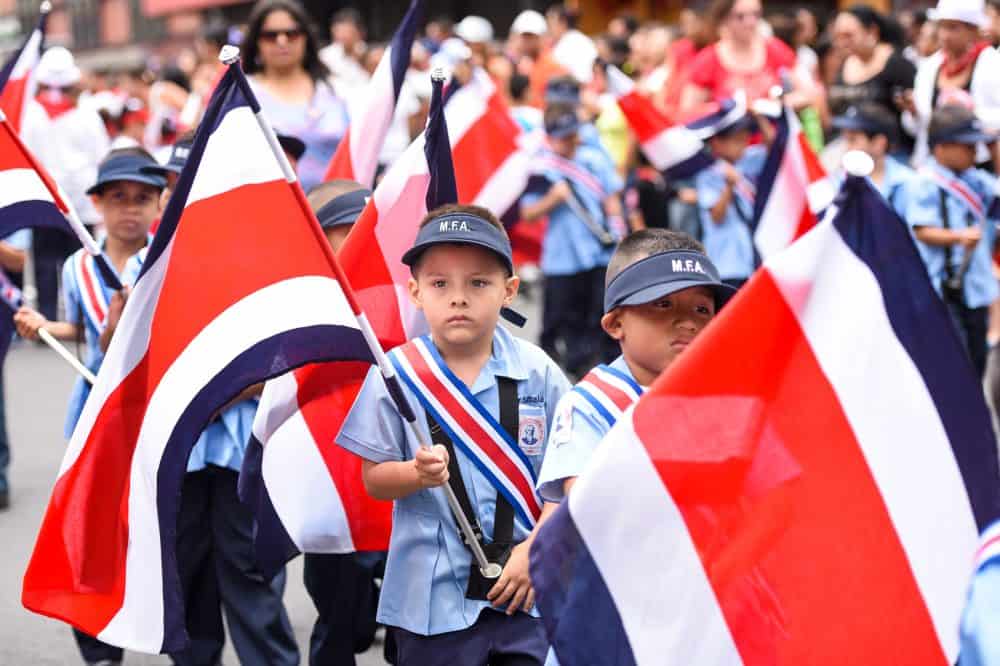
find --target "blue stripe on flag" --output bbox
[423,74,457,210]
[155,323,374,652]
[238,433,301,579]
[833,175,1000,529]
[750,107,789,230]
[530,501,638,666]
[0,199,77,238]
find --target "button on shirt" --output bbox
[536,356,641,502]
[695,146,767,281]
[521,145,624,276]
[904,160,1000,309]
[336,326,570,636]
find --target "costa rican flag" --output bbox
[21,57,377,653]
[604,64,713,180]
[0,4,47,134]
[752,105,835,260]
[530,173,999,665]
[240,72,457,575]
[323,0,424,187]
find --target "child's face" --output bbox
[325,223,353,253]
[934,141,977,172]
[602,285,716,385]
[408,244,519,352]
[709,130,751,163]
[93,181,161,243]
[842,130,887,159]
[549,132,579,159]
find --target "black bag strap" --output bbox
[939,187,957,284]
[424,376,520,546]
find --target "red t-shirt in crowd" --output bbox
[687,37,796,105]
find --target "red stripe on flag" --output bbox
[0,76,28,134]
[615,90,672,144]
[402,344,541,520]
[633,271,947,663]
[0,117,70,211]
[294,362,393,550]
[323,131,357,183]
[799,132,826,186]
[453,93,521,202]
[584,372,634,412]
[792,205,817,243]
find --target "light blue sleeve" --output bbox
[696,169,726,211]
[2,229,31,250]
[536,391,608,503]
[904,177,942,230]
[960,561,1000,666]
[739,145,768,180]
[61,256,81,326]
[335,365,407,464]
[596,156,624,196]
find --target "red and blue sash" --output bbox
[389,336,542,529]
[571,364,643,429]
[922,166,986,223]
[536,150,607,201]
[974,520,1000,572]
[0,268,22,310]
[72,251,110,332]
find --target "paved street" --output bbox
[0,289,543,664]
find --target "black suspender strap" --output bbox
[424,376,520,546]
[939,187,957,285]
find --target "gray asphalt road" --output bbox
[0,289,543,665]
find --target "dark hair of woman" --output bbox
[845,4,905,50]
[241,0,329,81]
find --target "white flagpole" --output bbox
[217,47,501,578]
[38,329,97,384]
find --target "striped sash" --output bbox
[0,269,22,310]
[922,167,986,223]
[389,336,542,529]
[974,520,1000,572]
[73,251,110,332]
[536,151,607,201]
[572,364,644,429]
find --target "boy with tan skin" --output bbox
[537,229,735,501]
[336,204,569,664]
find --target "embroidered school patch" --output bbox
[518,407,546,456]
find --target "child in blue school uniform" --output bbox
[905,105,1000,379]
[520,103,625,377]
[536,229,734,502]
[832,103,917,218]
[692,101,768,290]
[14,147,165,666]
[336,204,570,665]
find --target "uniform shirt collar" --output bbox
[608,354,649,391]
[442,325,528,396]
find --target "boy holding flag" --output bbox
[336,204,569,664]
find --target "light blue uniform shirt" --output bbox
[904,159,1000,309]
[3,229,31,251]
[695,146,767,281]
[520,145,624,277]
[960,524,1000,666]
[336,326,570,636]
[874,157,917,217]
[536,356,641,503]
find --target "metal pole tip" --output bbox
[219,45,241,65]
[842,150,875,178]
[40,0,52,13]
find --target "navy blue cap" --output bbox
[929,115,996,146]
[686,98,756,140]
[402,211,514,274]
[545,108,581,138]
[545,78,580,105]
[604,250,736,313]
[832,106,896,139]
[87,152,167,195]
[143,139,192,177]
[316,187,371,229]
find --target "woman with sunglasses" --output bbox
[243,0,349,191]
[679,0,813,118]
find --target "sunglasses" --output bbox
[259,27,305,42]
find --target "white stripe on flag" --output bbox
[767,221,979,661]
[471,132,541,214]
[98,274,362,650]
[754,137,809,259]
[186,108,286,206]
[570,414,744,665]
[349,45,398,185]
[641,126,703,172]
[11,28,42,79]
[0,167,57,208]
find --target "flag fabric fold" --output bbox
[0,6,47,134]
[322,0,424,187]
[751,106,835,260]
[22,61,375,654]
[531,174,999,665]
[242,72,458,576]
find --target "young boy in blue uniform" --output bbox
[960,520,1000,666]
[536,229,734,501]
[15,147,165,666]
[833,103,917,218]
[906,105,1000,378]
[336,204,570,665]
[692,101,768,290]
[520,104,625,378]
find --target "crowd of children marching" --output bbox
[5,0,1000,664]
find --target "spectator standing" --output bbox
[243,0,350,192]
[508,10,547,78]
[319,8,370,97]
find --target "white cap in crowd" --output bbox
[510,10,547,36]
[455,15,494,44]
[928,0,988,27]
[36,46,81,88]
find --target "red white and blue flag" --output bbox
[531,174,1000,664]
[605,64,713,180]
[0,5,47,134]
[752,106,835,259]
[240,72,457,575]
[21,60,376,653]
[323,0,424,187]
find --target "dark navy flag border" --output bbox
[833,176,1000,529]
[423,74,457,211]
[0,9,46,92]
[388,0,424,101]
[750,106,789,230]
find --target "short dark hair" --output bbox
[767,11,798,49]
[509,73,530,102]
[929,104,978,144]
[849,102,900,143]
[544,101,577,127]
[546,4,578,29]
[306,178,367,214]
[241,0,330,82]
[606,229,706,287]
[414,204,510,275]
[331,8,363,29]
